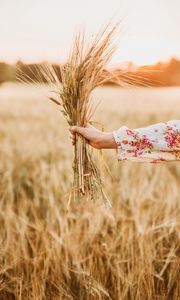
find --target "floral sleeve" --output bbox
[112,120,180,163]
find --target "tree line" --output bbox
[0,58,180,86]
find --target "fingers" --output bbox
[68,124,93,145]
[68,125,88,145]
[69,126,84,145]
[69,125,87,136]
[69,132,76,145]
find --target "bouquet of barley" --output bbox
[21,21,125,207]
[40,22,123,207]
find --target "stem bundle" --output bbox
[32,21,122,206]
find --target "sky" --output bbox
[0,0,180,66]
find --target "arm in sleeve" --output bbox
[112,119,180,163]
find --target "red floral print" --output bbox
[113,120,180,163]
[163,124,180,149]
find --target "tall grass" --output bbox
[0,85,179,299]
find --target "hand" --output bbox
[69,124,117,149]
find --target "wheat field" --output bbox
[0,83,180,300]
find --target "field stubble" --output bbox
[0,83,179,299]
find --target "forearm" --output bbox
[100,132,117,149]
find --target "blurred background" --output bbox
[0,0,180,85]
[0,1,180,299]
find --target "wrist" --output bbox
[101,132,117,149]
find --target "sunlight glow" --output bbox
[0,0,180,65]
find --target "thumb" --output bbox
[69,125,86,137]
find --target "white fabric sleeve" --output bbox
[112,120,180,163]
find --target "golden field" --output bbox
[0,83,180,300]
